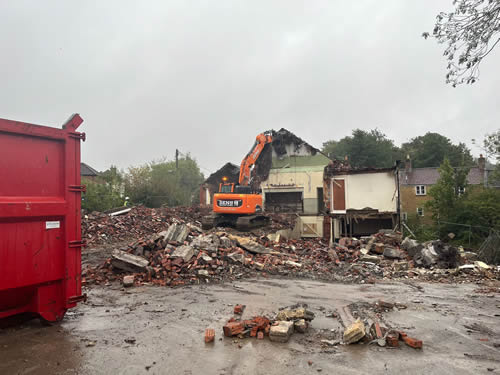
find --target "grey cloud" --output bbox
[0,0,498,174]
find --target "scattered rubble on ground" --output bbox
[209,301,424,351]
[82,206,500,287]
[219,305,314,344]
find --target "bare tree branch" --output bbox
[424,0,500,86]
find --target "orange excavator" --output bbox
[201,131,273,230]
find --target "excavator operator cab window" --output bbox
[219,183,234,193]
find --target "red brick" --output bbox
[205,328,215,343]
[234,304,245,315]
[223,321,245,337]
[374,322,383,339]
[399,331,422,349]
[386,333,399,347]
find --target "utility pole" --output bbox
[175,149,179,170]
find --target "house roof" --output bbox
[204,162,240,186]
[81,162,99,176]
[400,166,486,185]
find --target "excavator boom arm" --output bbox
[239,132,273,185]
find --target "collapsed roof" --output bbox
[204,162,240,186]
[252,128,325,185]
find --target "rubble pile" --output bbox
[82,208,500,287]
[219,305,315,343]
[82,205,208,245]
[337,300,423,349]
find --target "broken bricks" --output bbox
[294,319,308,333]
[276,307,315,322]
[234,304,245,315]
[269,321,294,343]
[205,328,215,343]
[343,318,366,344]
[399,331,423,349]
[122,275,134,287]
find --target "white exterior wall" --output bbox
[330,171,397,213]
[261,167,324,214]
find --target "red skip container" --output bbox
[0,114,86,322]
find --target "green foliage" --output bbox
[426,158,469,223]
[448,187,500,245]
[124,155,204,208]
[402,132,473,168]
[322,129,401,168]
[405,214,438,243]
[82,177,123,212]
[483,130,500,162]
[424,158,500,247]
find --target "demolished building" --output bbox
[255,129,332,237]
[324,161,399,238]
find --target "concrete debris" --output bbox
[382,247,404,259]
[227,234,275,255]
[163,223,189,244]
[276,307,315,322]
[343,319,366,344]
[111,250,149,273]
[475,261,491,269]
[269,321,294,343]
[171,245,195,262]
[320,339,340,346]
[191,234,218,252]
[359,254,381,263]
[294,319,308,333]
[122,275,134,287]
[226,251,245,264]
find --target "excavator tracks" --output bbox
[201,214,270,231]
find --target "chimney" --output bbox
[405,154,412,173]
[478,154,486,171]
[478,154,486,186]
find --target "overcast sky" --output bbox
[1,1,498,175]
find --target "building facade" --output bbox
[324,162,399,238]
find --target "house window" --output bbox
[416,185,426,196]
[417,207,424,217]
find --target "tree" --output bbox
[322,129,401,168]
[483,130,500,161]
[450,187,500,244]
[82,177,123,212]
[424,0,500,86]
[124,155,204,208]
[402,132,473,168]
[426,158,469,223]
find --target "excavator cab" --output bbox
[219,177,235,193]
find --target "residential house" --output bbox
[323,161,399,238]
[399,155,495,222]
[81,162,100,181]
